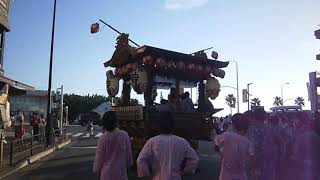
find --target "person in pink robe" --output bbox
[215,113,255,180]
[137,112,199,180]
[93,111,133,180]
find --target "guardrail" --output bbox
[6,128,67,167]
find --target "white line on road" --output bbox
[67,146,97,149]
[72,133,84,137]
[83,133,90,138]
[95,133,103,138]
[66,133,73,136]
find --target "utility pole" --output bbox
[247,83,253,110]
[65,106,68,125]
[45,0,57,146]
[230,61,239,113]
[281,83,290,105]
[59,85,63,135]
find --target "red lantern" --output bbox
[196,64,203,72]
[160,59,166,67]
[155,58,162,66]
[156,58,166,68]
[167,61,175,68]
[126,63,133,72]
[211,51,218,59]
[90,23,100,34]
[143,56,153,65]
[178,61,185,71]
[187,64,195,71]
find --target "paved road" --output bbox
[5,128,221,180]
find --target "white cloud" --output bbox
[165,0,209,11]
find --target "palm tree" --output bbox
[251,97,261,106]
[225,94,236,115]
[294,97,305,107]
[273,96,283,106]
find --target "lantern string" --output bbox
[100,24,107,32]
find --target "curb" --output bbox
[0,139,71,180]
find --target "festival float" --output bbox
[93,21,229,158]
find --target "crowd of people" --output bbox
[155,92,196,112]
[93,111,199,180]
[9,111,42,141]
[93,109,320,180]
[214,109,320,180]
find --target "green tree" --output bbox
[273,96,283,106]
[64,94,109,121]
[251,97,261,106]
[294,97,305,107]
[225,94,236,115]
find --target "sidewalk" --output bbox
[0,137,71,179]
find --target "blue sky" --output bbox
[4,0,320,116]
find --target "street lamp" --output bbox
[247,82,253,110]
[229,60,239,113]
[281,83,290,105]
[221,85,237,90]
[45,0,57,146]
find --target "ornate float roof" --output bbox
[104,45,229,69]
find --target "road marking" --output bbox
[72,133,83,137]
[95,133,103,137]
[66,133,73,136]
[83,133,90,138]
[67,146,97,149]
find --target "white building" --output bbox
[9,90,54,123]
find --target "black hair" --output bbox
[184,92,190,98]
[254,108,266,122]
[159,112,175,134]
[231,113,247,131]
[244,110,255,120]
[269,115,279,125]
[102,111,117,132]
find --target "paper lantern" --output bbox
[90,23,100,34]
[187,64,195,71]
[106,75,120,97]
[178,61,186,71]
[143,56,153,65]
[196,64,203,72]
[167,61,175,68]
[211,51,218,59]
[155,58,166,68]
[126,63,133,71]
[205,77,220,100]
[131,66,148,94]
